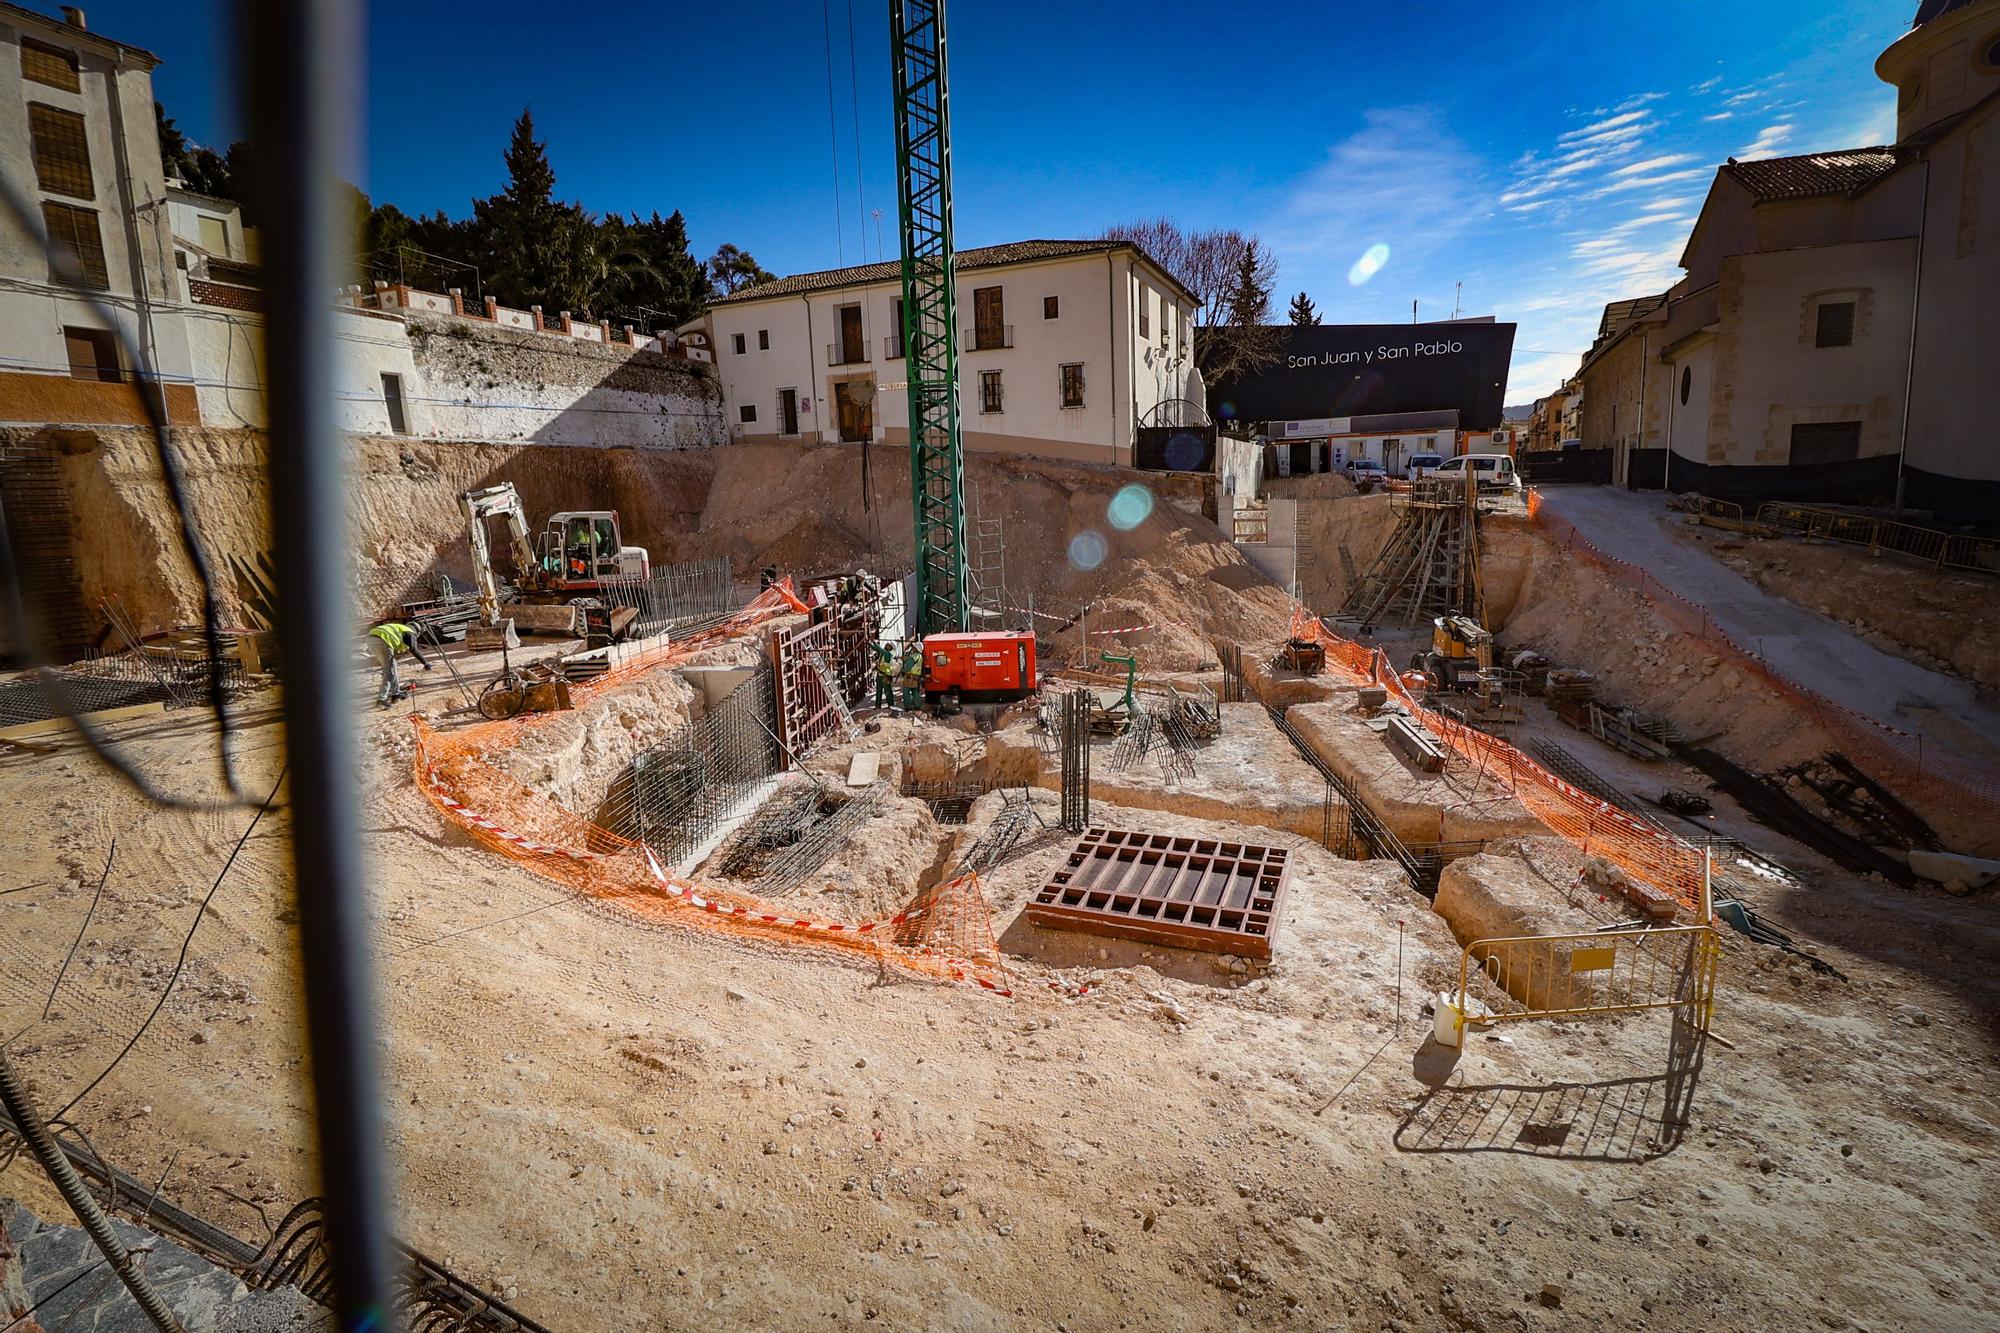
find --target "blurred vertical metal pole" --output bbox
[236,1,396,1328]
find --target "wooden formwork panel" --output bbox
[1025,828,1289,959]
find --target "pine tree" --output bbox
[1225,240,1275,327]
[1287,291,1320,325]
[473,109,593,316]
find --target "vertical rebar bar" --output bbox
[237,0,396,1326]
[0,1047,186,1332]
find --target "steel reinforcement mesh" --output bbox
[1524,490,2000,832]
[410,580,1013,995]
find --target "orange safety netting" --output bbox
[1284,605,1714,912]
[410,580,1014,996]
[1523,489,2000,830]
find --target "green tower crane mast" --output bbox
[890,0,968,634]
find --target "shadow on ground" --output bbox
[1393,1009,1707,1163]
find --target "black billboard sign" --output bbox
[1208,323,1516,430]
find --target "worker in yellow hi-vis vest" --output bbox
[899,639,925,712]
[365,620,433,708]
[874,642,897,709]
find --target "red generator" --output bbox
[922,631,1038,705]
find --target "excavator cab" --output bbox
[541,511,646,589]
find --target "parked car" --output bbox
[1405,452,1446,480]
[1343,457,1387,492]
[1432,453,1520,492]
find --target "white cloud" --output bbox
[1692,75,1724,94]
[1612,153,1698,176]
[1737,122,1794,160]
[1558,120,1652,151]
[1702,111,1734,122]
[1557,109,1649,144]
[1617,92,1668,110]
[1262,106,1488,288]
[1593,167,1709,195]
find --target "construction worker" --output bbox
[874,641,897,709]
[899,638,926,712]
[365,620,433,708]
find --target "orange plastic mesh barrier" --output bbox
[1524,489,2000,831]
[1285,605,1713,912]
[410,581,1014,996]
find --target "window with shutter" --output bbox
[29,103,94,199]
[973,286,1005,349]
[21,38,81,92]
[1814,301,1855,348]
[41,202,108,288]
[63,327,118,382]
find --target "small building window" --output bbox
[197,214,229,256]
[1138,288,1149,338]
[1789,421,1862,466]
[381,373,409,435]
[1043,295,1059,320]
[1815,301,1855,348]
[732,332,746,355]
[42,202,108,288]
[29,103,94,200]
[758,328,770,350]
[1060,362,1085,409]
[62,326,118,382]
[1680,365,1692,405]
[888,297,906,359]
[739,404,758,424]
[980,369,1003,414]
[21,38,81,93]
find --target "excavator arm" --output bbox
[460,483,538,625]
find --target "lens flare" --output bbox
[1347,243,1391,286]
[1107,484,1154,531]
[1067,530,1109,571]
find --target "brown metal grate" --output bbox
[1026,827,1290,959]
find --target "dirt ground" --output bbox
[1688,527,2000,693]
[5,451,2000,1330]
[4,638,1999,1331]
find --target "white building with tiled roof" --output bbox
[685,239,1201,466]
[1570,0,2000,519]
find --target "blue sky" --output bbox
[99,0,1913,399]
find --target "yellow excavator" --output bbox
[1419,615,1521,724]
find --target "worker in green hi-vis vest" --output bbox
[874,642,897,709]
[899,639,926,712]
[365,620,433,708]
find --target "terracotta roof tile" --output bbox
[1722,149,1902,201]
[712,239,1185,304]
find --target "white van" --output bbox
[1432,454,1519,492]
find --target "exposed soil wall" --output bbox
[22,429,1292,675]
[1294,492,1399,616]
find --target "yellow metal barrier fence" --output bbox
[1436,923,1721,1047]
